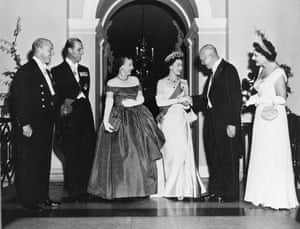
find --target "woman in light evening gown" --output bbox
[244,32,298,209]
[88,56,165,199]
[155,52,206,200]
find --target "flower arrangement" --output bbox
[0,17,22,115]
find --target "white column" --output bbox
[68,18,99,119]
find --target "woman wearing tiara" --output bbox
[155,52,206,200]
[88,56,165,199]
[244,31,298,209]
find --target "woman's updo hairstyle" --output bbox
[253,29,277,61]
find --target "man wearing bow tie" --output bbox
[52,38,95,201]
[10,38,60,211]
[191,44,242,203]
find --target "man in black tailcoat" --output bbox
[192,44,242,202]
[52,38,95,201]
[11,38,60,211]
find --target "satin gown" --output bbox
[244,68,298,209]
[156,79,206,199]
[88,85,165,199]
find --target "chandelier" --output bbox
[134,4,154,82]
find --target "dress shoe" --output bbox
[221,197,239,203]
[41,198,60,207]
[207,194,222,202]
[23,203,43,212]
[177,196,184,201]
[197,196,207,202]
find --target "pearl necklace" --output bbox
[118,75,129,81]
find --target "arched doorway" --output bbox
[94,0,200,163]
[95,0,199,122]
[106,1,187,115]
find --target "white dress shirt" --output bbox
[65,58,85,99]
[207,58,222,108]
[66,58,79,82]
[33,56,55,95]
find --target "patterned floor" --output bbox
[2,183,300,229]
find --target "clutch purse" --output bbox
[261,105,278,121]
[108,112,122,132]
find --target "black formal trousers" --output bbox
[61,98,95,195]
[203,109,240,200]
[14,117,54,204]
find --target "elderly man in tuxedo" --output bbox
[192,44,242,202]
[11,38,60,211]
[52,38,95,202]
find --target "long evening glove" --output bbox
[246,94,286,106]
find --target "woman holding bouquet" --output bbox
[88,56,165,199]
[155,52,206,200]
[244,31,298,209]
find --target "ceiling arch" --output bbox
[99,0,195,29]
[82,0,210,30]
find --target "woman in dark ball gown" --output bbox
[88,56,165,199]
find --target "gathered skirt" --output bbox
[88,105,165,199]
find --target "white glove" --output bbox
[246,94,285,106]
[22,125,33,137]
[103,120,114,133]
[245,94,259,106]
[272,96,286,105]
[245,95,271,106]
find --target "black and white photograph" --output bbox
[1,0,300,228]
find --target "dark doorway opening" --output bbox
[107,0,187,115]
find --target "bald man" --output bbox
[11,38,60,211]
[192,45,242,202]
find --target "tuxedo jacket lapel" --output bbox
[62,61,81,91]
[207,59,225,104]
[31,60,53,96]
[212,59,225,82]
